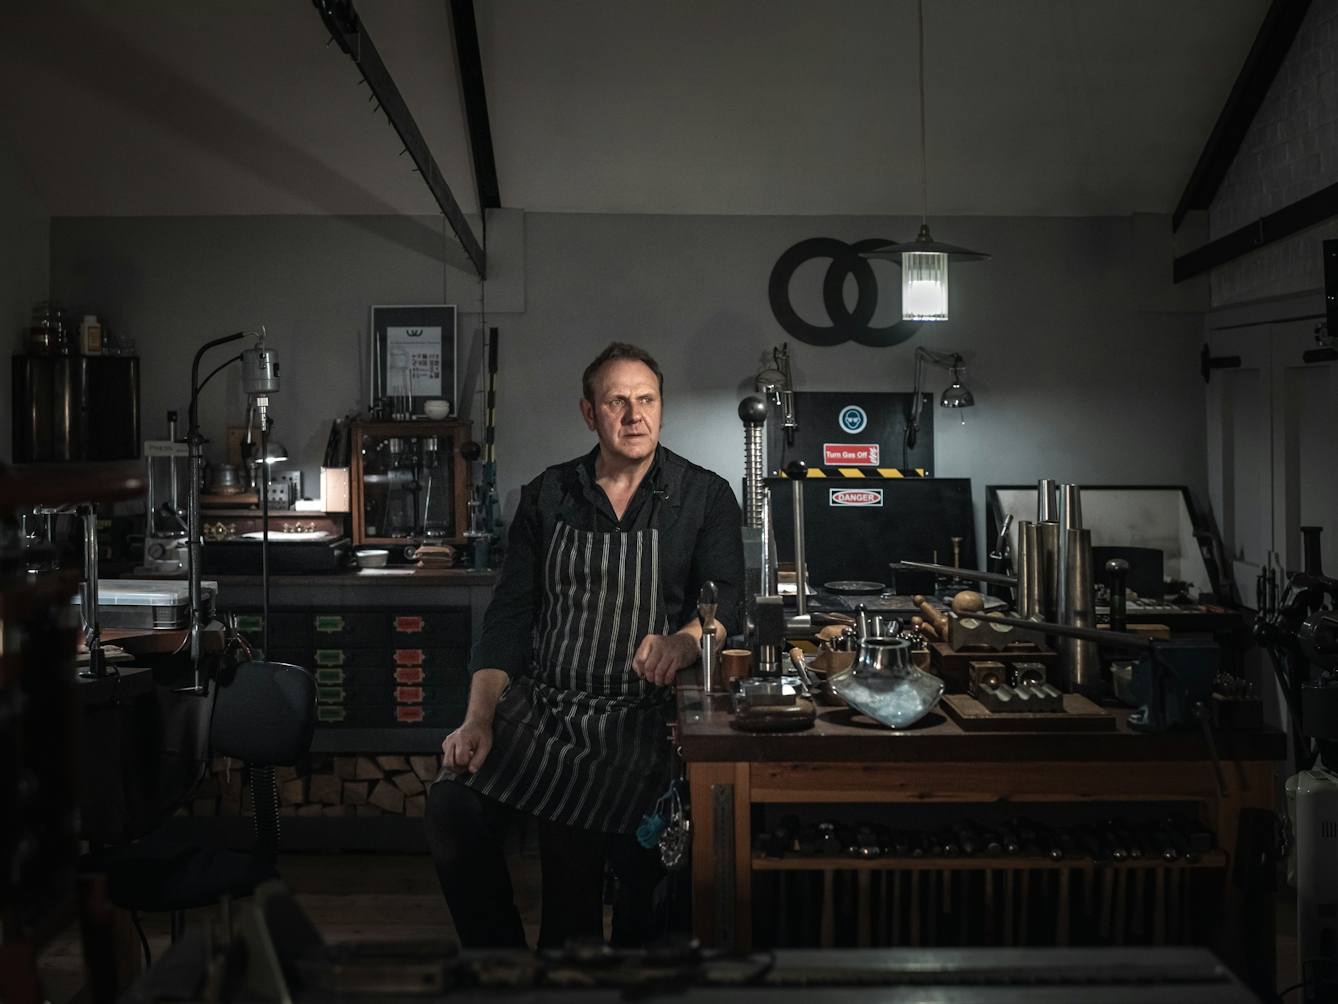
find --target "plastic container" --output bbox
[80,315,102,356]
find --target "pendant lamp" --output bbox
[864,0,988,321]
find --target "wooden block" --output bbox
[211,755,228,773]
[941,693,1116,731]
[278,806,296,817]
[930,641,1059,694]
[409,755,439,781]
[297,804,324,817]
[279,778,307,806]
[354,756,383,780]
[193,798,217,816]
[324,804,356,817]
[376,755,410,773]
[194,776,221,798]
[223,773,242,795]
[220,795,242,815]
[275,765,299,784]
[308,773,343,805]
[391,772,424,796]
[369,780,406,814]
[405,794,426,818]
[333,756,358,779]
[355,804,384,817]
[343,781,369,805]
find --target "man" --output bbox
[425,342,744,949]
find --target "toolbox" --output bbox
[77,579,217,630]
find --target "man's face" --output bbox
[580,359,662,464]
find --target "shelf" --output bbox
[750,850,1227,871]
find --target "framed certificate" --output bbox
[369,304,457,416]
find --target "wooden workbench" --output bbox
[677,671,1285,988]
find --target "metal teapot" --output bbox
[828,636,944,728]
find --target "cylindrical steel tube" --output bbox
[1037,479,1058,523]
[1059,483,1083,531]
[702,632,719,693]
[1015,519,1035,617]
[792,477,807,617]
[1036,521,1061,623]
[1062,527,1100,697]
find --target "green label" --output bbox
[317,705,346,723]
[316,686,344,704]
[314,615,345,633]
[315,668,344,685]
[235,615,263,633]
[314,649,345,666]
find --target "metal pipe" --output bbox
[983,613,1152,652]
[786,461,809,617]
[1061,527,1100,697]
[82,505,105,678]
[1014,520,1035,616]
[890,559,1017,588]
[1036,521,1061,623]
[761,486,775,596]
[1037,479,1058,523]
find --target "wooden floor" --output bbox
[37,853,1297,1003]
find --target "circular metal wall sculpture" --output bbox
[768,237,922,347]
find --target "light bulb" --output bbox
[902,251,949,321]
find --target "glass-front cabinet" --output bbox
[351,420,472,548]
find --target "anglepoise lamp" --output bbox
[905,347,974,462]
[862,0,988,320]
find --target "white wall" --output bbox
[1210,0,1338,306]
[50,211,1208,558]
[0,137,50,461]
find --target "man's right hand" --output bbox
[441,668,509,774]
[442,718,493,774]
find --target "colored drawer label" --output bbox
[315,668,345,686]
[317,686,344,704]
[396,686,424,704]
[395,649,424,666]
[394,616,424,634]
[318,706,346,723]
[396,705,424,723]
[823,443,880,466]
[235,615,263,633]
[395,667,425,685]
[314,615,345,633]
[315,649,346,666]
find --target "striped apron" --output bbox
[451,496,674,835]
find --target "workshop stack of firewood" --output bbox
[183,754,443,818]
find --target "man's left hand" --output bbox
[633,622,722,687]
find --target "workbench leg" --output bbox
[1209,760,1276,995]
[688,762,739,950]
[732,763,752,952]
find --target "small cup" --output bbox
[423,399,450,419]
[721,649,752,681]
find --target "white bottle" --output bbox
[79,315,102,356]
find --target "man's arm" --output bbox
[441,483,542,771]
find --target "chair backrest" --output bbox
[210,661,315,766]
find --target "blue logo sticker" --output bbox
[838,405,868,435]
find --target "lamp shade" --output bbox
[902,250,949,322]
[262,441,289,464]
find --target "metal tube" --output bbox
[1036,521,1061,623]
[739,396,767,529]
[791,476,807,617]
[1037,479,1058,523]
[983,613,1152,652]
[1062,527,1100,697]
[889,559,1018,588]
[702,633,718,694]
[1014,520,1035,616]
[761,486,775,595]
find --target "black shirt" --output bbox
[468,446,745,678]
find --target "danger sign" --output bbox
[830,488,884,507]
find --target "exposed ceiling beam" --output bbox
[449,0,500,211]
[313,0,486,277]
[1173,177,1338,280]
[1172,0,1312,232]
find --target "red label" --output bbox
[394,616,424,634]
[396,705,424,723]
[395,666,425,685]
[395,649,424,666]
[823,443,879,466]
[396,686,424,704]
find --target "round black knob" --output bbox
[785,460,808,480]
[460,441,482,462]
[738,395,768,425]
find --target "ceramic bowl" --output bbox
[423,399,451,419]
[355,549,390,569]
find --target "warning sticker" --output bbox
[823,443,880,466]
[829,487,884,507]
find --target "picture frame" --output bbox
[369,304,457,417]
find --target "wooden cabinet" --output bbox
[350,420,472,547]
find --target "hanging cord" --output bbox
[918,0,928,227]
[250,764,280,867]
